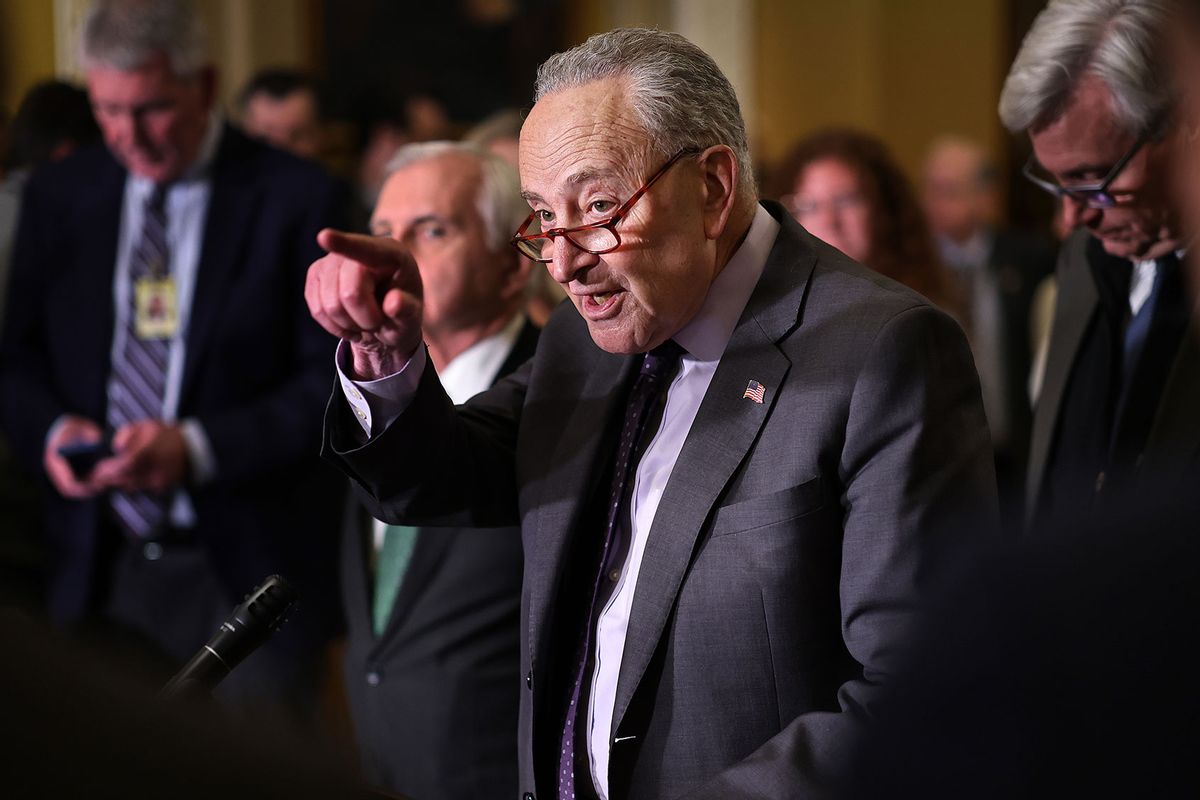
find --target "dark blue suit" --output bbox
[0,125,345,670]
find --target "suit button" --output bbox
[142,542,163,561]
[523,793,535,800]
[366,671,381,686]
[526,669,533,690]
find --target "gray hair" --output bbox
[998,0,1172,136]
[381,141,529,253]
[534,28,755,194]
[79,0,209,76]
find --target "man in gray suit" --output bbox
[1000,0,1197,526]
[340,142,536,799]
[308,28,995,800]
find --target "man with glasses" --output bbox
[308,28,995,799]
[999,0,1198,527]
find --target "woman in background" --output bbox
[774,127,961,317]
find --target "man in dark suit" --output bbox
[0,0,345,704]
[922,136,1057,527]
[308,28,996,800]
[998,0,1197,527]
[341,141,534,798]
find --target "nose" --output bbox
[1061,196,1103,229]
[545,234,599,285]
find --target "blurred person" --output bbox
[777,128,961,316]
[466,108,568,326]
[845,9,1200,795]
[0,0,346,711]
[999,0,1198,527]
[0,80,100,611]
[921,136,1057,528]
[237,67,322,160]
[1,80,100,343]
[357,93,452,209]
[843,483,1200,799]
[342,141,535,799]
[308,27,995,800]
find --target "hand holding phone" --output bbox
[58,437,114,481]
[44,416,109,499]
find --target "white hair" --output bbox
[381,141,529,253]
[998,0,1173,136]
[79,0,209,75]
[534,27,756,194]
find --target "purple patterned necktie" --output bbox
[558,340,684,800]
[106,185,171,539]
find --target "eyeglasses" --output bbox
[1022,130,1151,209]
[510,148,696,263]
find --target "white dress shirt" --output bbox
[337,205,781,798]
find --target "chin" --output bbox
[1098,236,1152,260]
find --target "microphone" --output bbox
[160,574,297,701]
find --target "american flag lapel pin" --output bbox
[742,380,766,404]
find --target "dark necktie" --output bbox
[558,340,684,800]
[107,185,170,539]
[1121,255,1174,391]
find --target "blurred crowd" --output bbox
[1,0,1199,798]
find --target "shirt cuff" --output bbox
[335,340,426,438]
[179,418,217,485]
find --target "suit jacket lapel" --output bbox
[1026,232,1098,516]
[376,530,455,641]
[611,208,813,736]
[180,126,260,402]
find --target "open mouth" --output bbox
[581,290,623,317]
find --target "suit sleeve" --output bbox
[686,303,998,799]
[323,352,532,529]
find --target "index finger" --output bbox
[317,229,415,275]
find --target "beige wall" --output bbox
[756,0,1006,185]
[0,0,313,117]
[566,0,1007,189]
[0,0,57,115]
[3,0,1005,183]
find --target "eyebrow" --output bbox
[370,213,446,234]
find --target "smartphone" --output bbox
[58,438,113,480]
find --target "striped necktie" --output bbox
[106,184,171,539]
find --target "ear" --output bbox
[697,144,740,240]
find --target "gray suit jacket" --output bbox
[324,203,996,799]
[1026,230,1200,521]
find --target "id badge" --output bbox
[134,276,179,339]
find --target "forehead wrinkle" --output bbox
[520,82,654,201]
